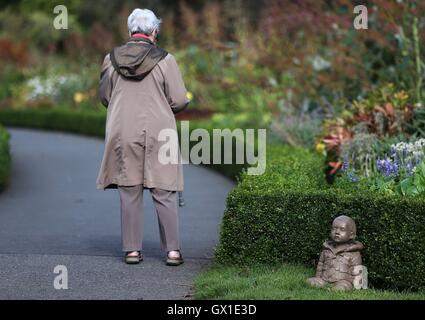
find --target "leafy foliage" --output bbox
[319,84,419,178]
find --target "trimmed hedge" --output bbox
[0,107,107,137]
[215,144,425,291]
[0,124,11,192]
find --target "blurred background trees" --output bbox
[0,0,424,148]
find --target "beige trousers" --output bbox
[118,184,180,253]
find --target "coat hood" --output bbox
[110,36,168,81]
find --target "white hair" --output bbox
[127,8,162,36]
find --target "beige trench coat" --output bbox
[96,52,189,191]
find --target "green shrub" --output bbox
[0,107,106,137]
[0,125,11,192]
[215,144,425,291]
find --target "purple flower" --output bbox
[405,159,416,176]
[344,169,359,183]
[402,147,407,160]
[377,158,399,177]
[349,175,359,182]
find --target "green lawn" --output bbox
[193,264,425,300]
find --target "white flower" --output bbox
[413,151,424,158]
[310,55,331,72]
[26,74,80,101]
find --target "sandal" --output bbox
[125,251,143,264]
[166,250,184,266]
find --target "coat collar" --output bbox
[323,240,363,255]
[128,33,156,46]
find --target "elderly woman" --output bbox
[96,8,189,265]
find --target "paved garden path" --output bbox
[0,127,235,300]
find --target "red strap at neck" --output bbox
[132,33,151,40]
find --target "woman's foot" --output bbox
[166,250,184,266]
[125,251,143,264]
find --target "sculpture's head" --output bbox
[330,215,357,243]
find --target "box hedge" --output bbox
[215,144,425,291]
[0,124,11,192]
[0,107,107,137]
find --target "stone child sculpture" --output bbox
[306,215,364,291]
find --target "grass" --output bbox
[193,264,425,300]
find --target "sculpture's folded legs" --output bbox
[306,277,326,288]
[332,279,353,291]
